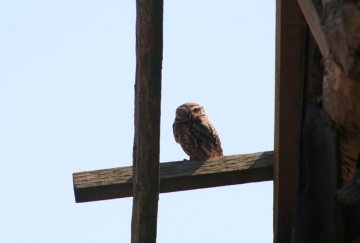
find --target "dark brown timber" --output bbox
[292,1,360,242]
[131,0,163,242]
[274,0,304,242]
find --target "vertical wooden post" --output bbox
[131,0,163,242]
[274,0,304,242]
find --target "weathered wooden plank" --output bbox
[274,0,304,242]
[73,151,274,203]
[131,0,163,242]
[297,0,330,57]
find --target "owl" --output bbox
[173,102,223,160]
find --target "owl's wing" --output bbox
[198,121,223,154]
[199,121,218,141]
[173,122,181,143]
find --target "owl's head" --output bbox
[175,102,206,121]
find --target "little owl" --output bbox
[173,102,223,160]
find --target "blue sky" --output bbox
[0,1,275,242]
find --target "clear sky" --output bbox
[1,1,275,242]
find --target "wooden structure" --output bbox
[72,0,360,242]
[73,151,274,202]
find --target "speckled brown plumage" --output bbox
[173,102,223,160]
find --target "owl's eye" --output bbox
[193,108,200,112]
[180,110,186,114]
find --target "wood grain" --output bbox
[131,0,163,242]
[275,0,304,242]
[73,151,274,203]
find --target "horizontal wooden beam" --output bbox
[73,151,274,203]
